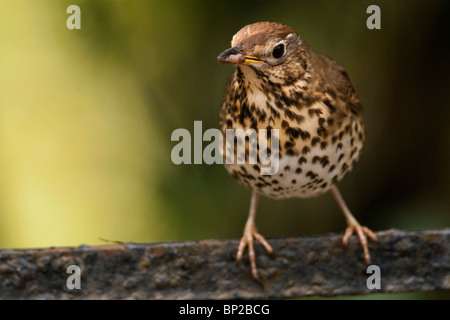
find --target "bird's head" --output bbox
[217,22,308,83]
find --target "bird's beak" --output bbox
[217,46,263,65]
[217,46,245,64]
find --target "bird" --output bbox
[217,21,377,280]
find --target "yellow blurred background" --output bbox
[0,1,170,247]
[0,0,449,270]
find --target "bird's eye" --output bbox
[272,44,285,59]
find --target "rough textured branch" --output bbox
[0,229,449,299]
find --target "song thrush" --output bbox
[217,22,376,279]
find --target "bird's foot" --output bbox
[342,220,377,264]
[236,223,273,280]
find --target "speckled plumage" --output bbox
[217,22,375,279]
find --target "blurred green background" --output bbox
[0,0,449,298]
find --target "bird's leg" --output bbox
[330,185,377,264]
[236,191,273,279]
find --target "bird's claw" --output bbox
[343,222,377,265]
[236,225,272,280]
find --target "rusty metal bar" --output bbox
[0,229,449,299]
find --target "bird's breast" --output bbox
[221,66,365,199]
[222,93,365,199]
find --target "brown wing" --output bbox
[322,55,363,116]
[307,45,362,117]
[328,60,363,116]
